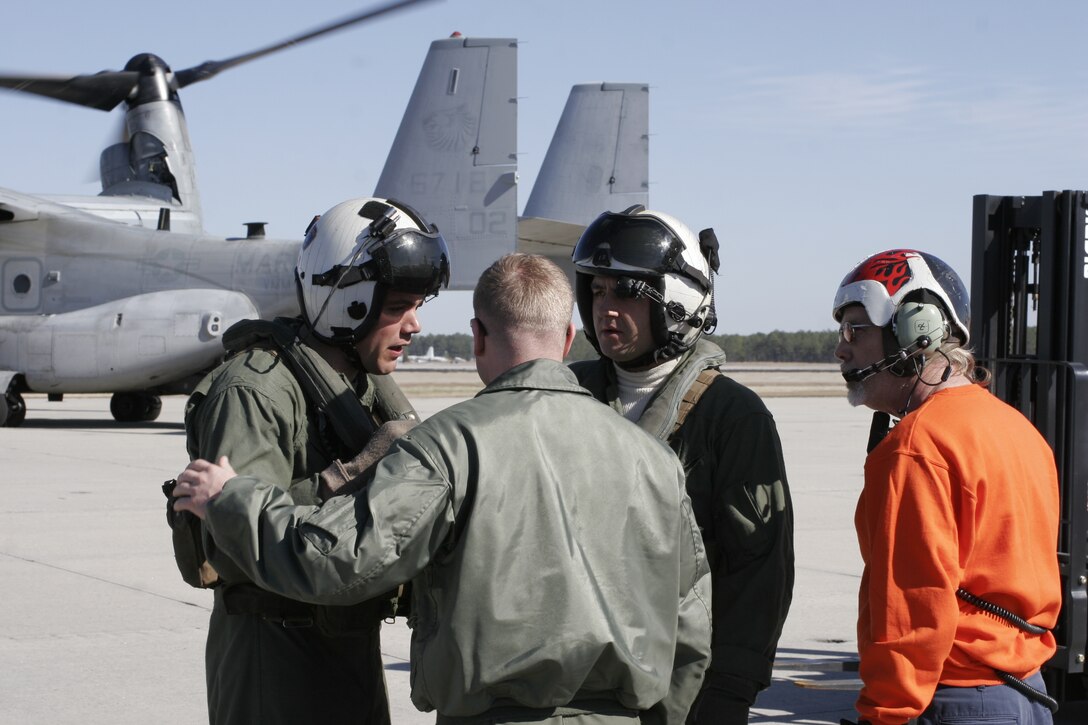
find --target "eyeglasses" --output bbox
[838,320,878,343]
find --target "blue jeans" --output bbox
[916,672,1053,725]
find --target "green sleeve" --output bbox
[654,474,714,725]
[185,368,316,583]
[203,436,455,606]
[707,409,794,693]
[187,382,300,485]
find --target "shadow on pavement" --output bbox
[759,648,1088,725]
[17,418,185,431]
[754,647,859,724]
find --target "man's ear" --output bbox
[562,322,575,358]
[472,317,487,358]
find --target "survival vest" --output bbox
[167,318,417,590]
[670,367,723,438]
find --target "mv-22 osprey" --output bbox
[0,3,650,427]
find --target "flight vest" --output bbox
[168,318,416,589]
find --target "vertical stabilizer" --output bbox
[518,83,648,271]
[375,37,518,290]
[523,82,649,225]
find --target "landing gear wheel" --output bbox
[0,390,26,427]
[110,392,162,422]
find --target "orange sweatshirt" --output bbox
[855,384,1061,725]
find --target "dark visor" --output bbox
[572,212,709,289]
[312,228,451,297]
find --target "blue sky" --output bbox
[4,0,1088,336]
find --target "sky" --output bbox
[4,0,1088,336]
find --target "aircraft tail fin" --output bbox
[374,36,518,290]
[519,82,648,274]
[522,82,649,227]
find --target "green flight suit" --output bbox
[200,359,713,724]
[185,318,414,725]
[571,339,795,724]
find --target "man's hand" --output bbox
[172,456,236,520]
[319,419,418,499]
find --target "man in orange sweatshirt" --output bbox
[831,249,1061,725]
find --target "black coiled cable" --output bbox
[955,588,1047,635]
[955,588,1058,713]
[994,670,1059,714]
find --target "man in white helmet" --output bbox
[569,206,794,724]
[177,196,449,725]
[833,249,1061,725]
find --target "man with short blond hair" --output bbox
[473,252,574,334]
[174,253,712,724]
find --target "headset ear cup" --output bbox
[894,302,947,353]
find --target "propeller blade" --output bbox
[0,71,140,111]
[175,0,436,88]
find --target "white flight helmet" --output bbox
[572,205,718,365]
[295,197,450,345]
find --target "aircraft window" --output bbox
[132,131,180,200]
[13,274,31,294]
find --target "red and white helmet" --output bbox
[295,197,450,345]
[832,248,970,345]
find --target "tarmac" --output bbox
[1,378,1084,724]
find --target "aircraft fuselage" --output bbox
[0,206,299,394]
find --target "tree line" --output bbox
[410,329,839,363]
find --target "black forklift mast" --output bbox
[971,191,1088,699]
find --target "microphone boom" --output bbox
[842,335,931,383]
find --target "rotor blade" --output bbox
[174,0,437,88]
[0,71,140,111]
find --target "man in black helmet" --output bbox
[569,206,795,724]
[178,196,450,725]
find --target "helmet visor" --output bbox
[369,228,451,297]
[312,228,451,298]
[573,212,709,289]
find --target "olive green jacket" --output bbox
[203,359,713,722]
[185,320,409,585]
[185,317,415,725]
[571,339,794,702]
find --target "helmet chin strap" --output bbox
[614,339,685,371]
[340,341,365,373]
[295,321,365,376]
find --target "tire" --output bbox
[110,392,141,422]
[141,395,163,422]
[111,392,162,422]
[0,391,26,427]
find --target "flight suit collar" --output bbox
[478,358,592,398]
